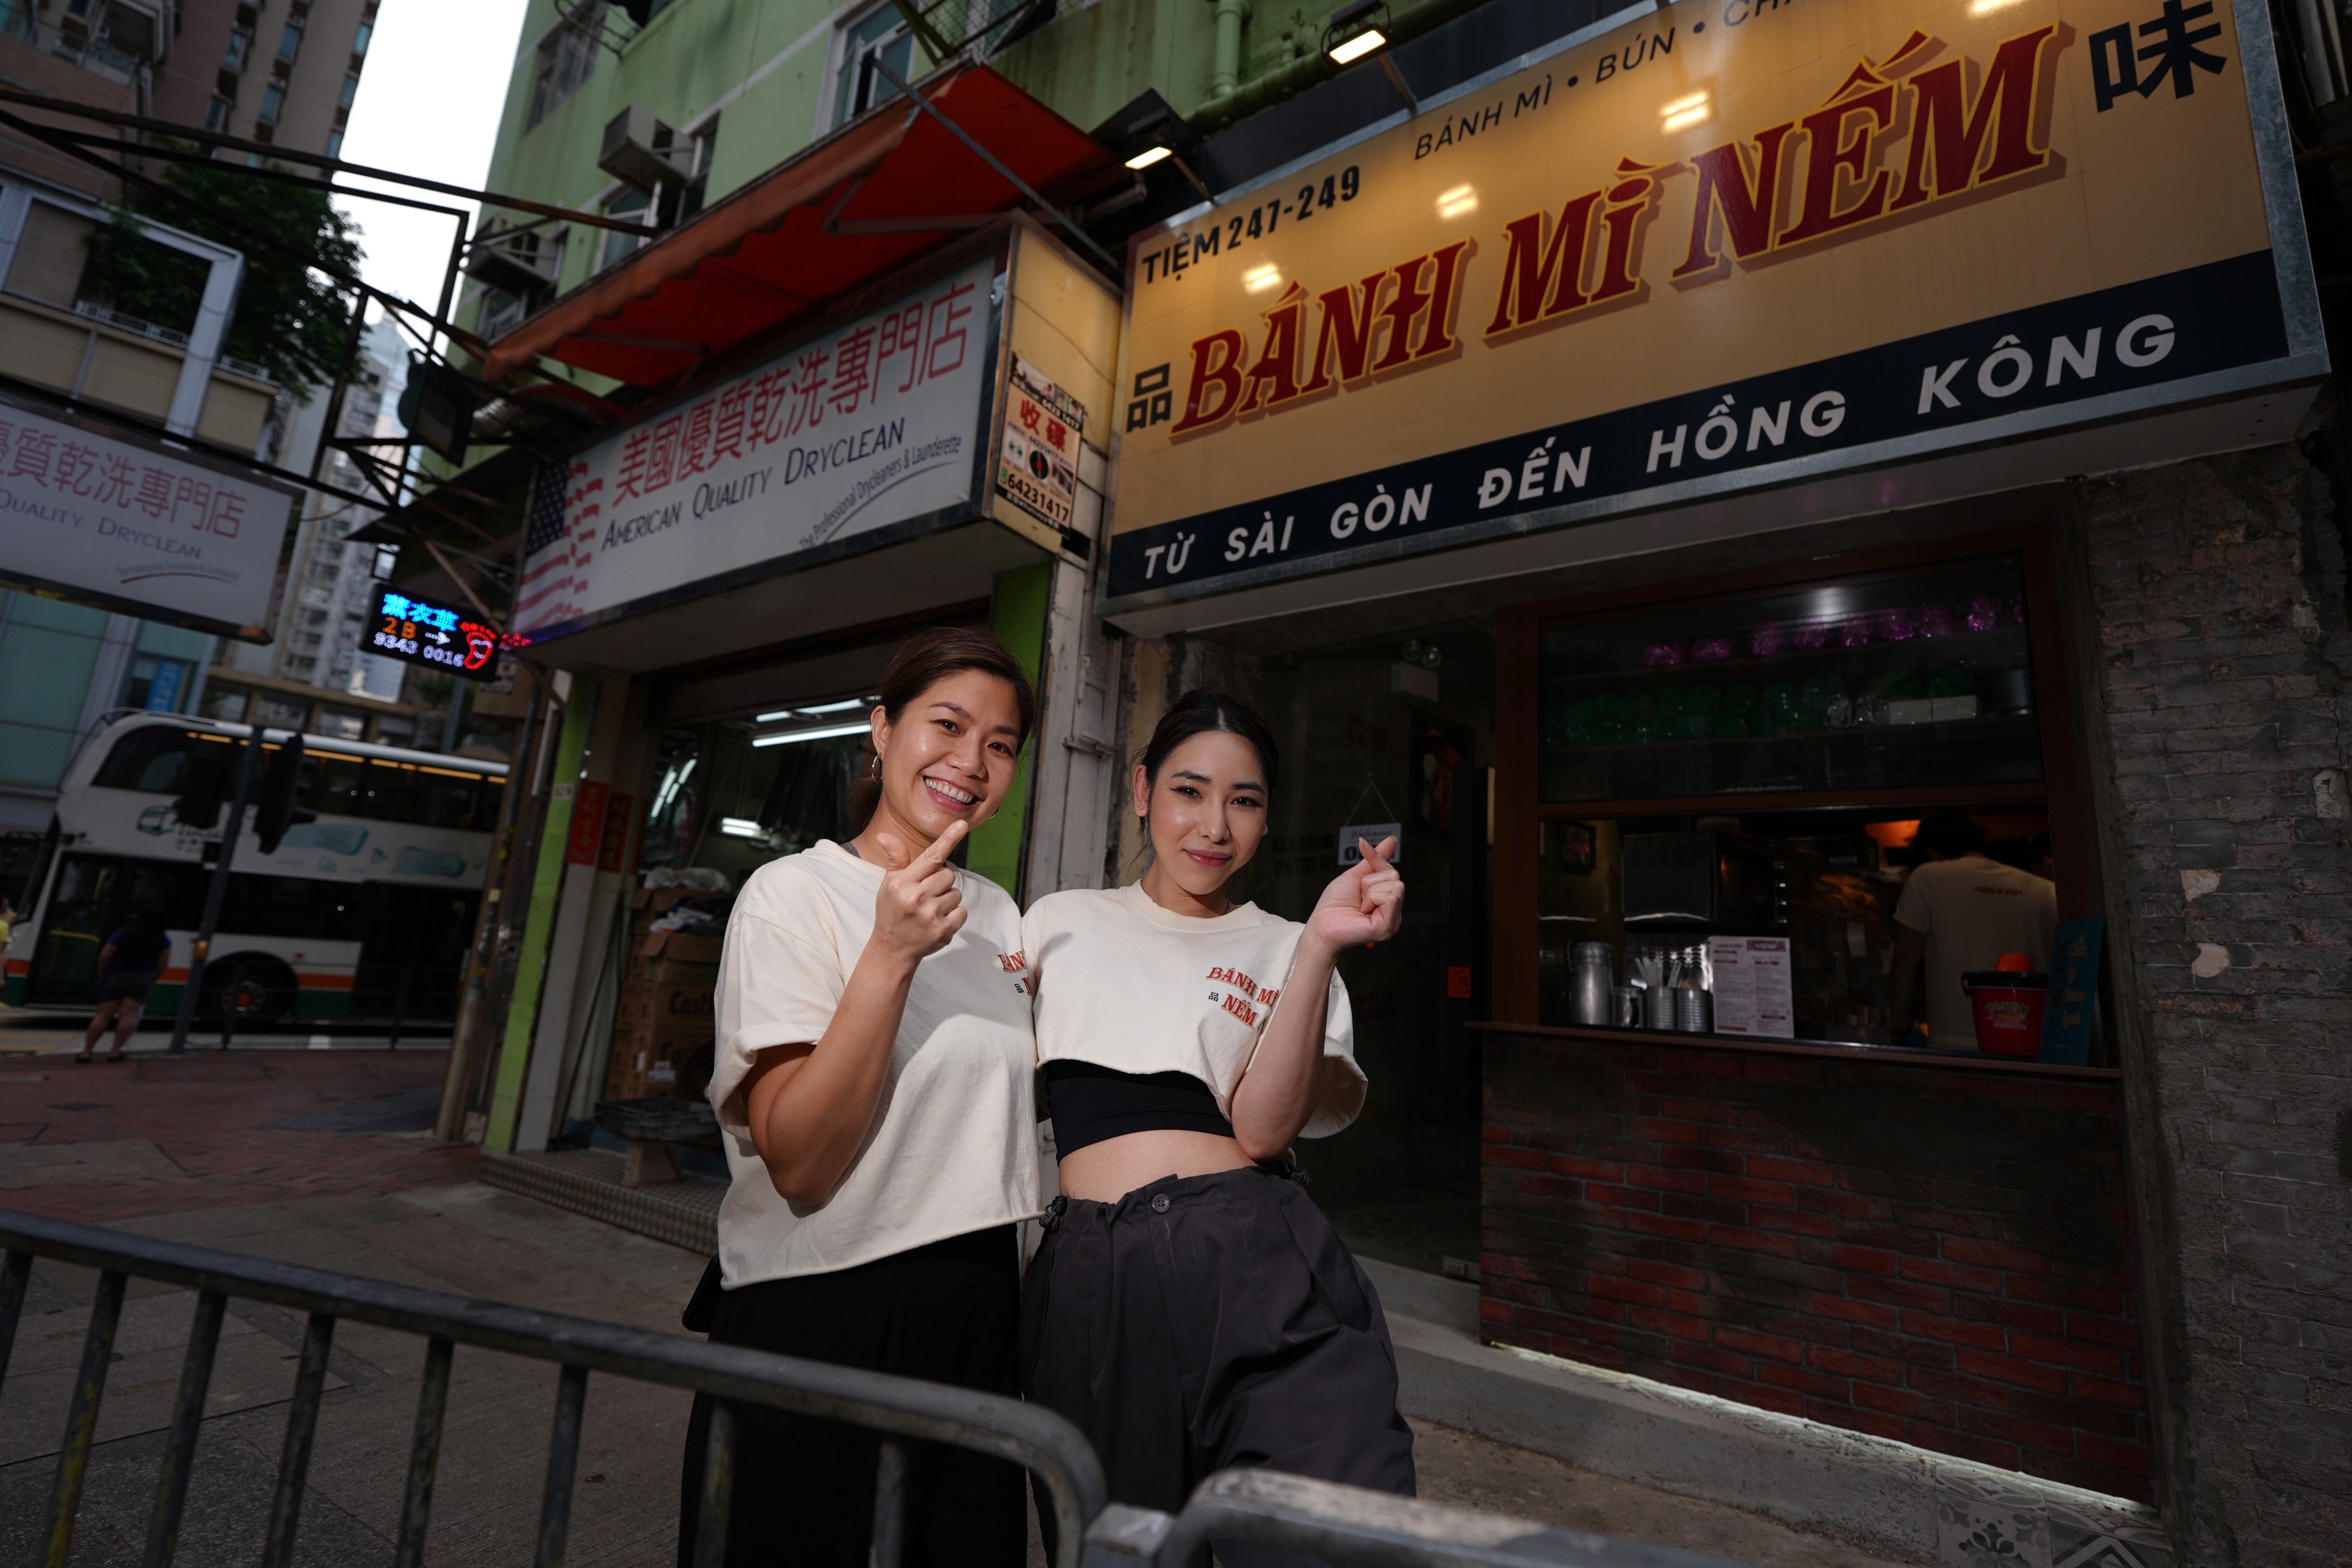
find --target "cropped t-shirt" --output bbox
[1019,882,1365,1140]
[707,841,1041,1286]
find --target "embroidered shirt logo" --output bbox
[999,953,1028,972]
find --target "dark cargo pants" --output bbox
[1020,1165,1415,1568]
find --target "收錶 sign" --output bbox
[514,256,995,640]
[369,588,506,679]
[0,394,298,639]
[1104,0,2318,604]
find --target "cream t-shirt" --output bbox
[1894,853,2059,1050]
[1019,882,1365,1139]
[707,840,1040,1285]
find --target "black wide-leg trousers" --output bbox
[678,1225,1026,1568]
[1020,1165,1416,1568]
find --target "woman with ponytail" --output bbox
[1018,689,1413,1566]
[680,627,1040,1567]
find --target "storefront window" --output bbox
[1235,625,1493,1276]
[1513,542,2089,1060]
[1539,557,2041,803]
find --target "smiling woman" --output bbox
[678,626,1041,1568]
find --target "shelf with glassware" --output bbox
[1538,558,2044,804]
[1494,535,2099,1063]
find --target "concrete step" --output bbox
[1358,1258,2172,1568]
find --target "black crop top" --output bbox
[1044,1060,1235,1157]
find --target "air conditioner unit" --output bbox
[462,219,554,299]
[600,105,693,194]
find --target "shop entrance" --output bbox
[1235,623,1494,1277]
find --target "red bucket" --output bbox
[1962,971,2048,1056]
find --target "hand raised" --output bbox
[1306,836,1404,954]
[869,821,968,966]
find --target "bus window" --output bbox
[221,872,368,940]
[409,767,481,829]
[362,763,414,822]
[94,727,199,792]
[312,755,365,817]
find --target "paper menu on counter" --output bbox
[1708,937,1794,1038]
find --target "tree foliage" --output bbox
[80,156,365,400]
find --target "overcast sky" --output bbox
[335,0,532,344]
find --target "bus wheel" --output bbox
[201,956,298,1025]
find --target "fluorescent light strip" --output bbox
[1328,28,1385,64]
[720,817,765,837]
[754,697,872,721]
[750,721,874,748]
[1125,145,1173,171]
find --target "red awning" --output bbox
[484,65,1117,389]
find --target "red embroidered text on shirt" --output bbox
[1221,992,1258,1026]
[1207,965,1263,999]
[999,952,1027,972]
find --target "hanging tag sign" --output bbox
[1337,824,1402,867]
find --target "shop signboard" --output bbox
[997,356,1087,532]
[513,255,995,640]
[0,392,298,639]
[1104,0,2320,606]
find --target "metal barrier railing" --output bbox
[1,1209,1754,1568]
[0,1210,1105,1568]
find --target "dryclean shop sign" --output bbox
[1104,0,2318,602]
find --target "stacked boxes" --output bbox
[605,890,723,1100]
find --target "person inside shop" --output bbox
[679,627,1041,1568]
[77,907,170,1064]
[1018,690,1415,1566]
[1890,810,2057,1052]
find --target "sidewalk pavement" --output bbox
[0,1044,1909,1567]
[0,1045,476,1224]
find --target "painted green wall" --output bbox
[468,0,1234,341]
[484,670,599,1151]
[963,561,1050,902]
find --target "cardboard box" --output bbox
[604,1024,712,1101]
[615,982,717,1030]
[639,928,725,963]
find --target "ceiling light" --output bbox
[800,697,870,714]
[750,721,874,748]
[720,817,766,837]
[1661,91,1711,133]
[1436,184,1477,219]
[1125,144,1173,171]
[1242,262,1283,293]
[1329,27,1387,63]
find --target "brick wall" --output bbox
[2078,439,2352,1566]
[1481,1036,2154,1501]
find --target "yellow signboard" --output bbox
[1104,0,2317,603]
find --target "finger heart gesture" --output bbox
[1307,836,1404,953]
[872,820,970,963]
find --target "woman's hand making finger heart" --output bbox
[870,821,968,965]
[1306,836,1404,956]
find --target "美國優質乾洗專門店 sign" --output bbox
[513,255,995,640]
[1104,0,2318,603]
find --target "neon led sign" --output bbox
[369,588,511,679]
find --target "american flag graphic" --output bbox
[515,459,600,632]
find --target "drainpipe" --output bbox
[1193,0,1490,134]
[1211,0,1250,98]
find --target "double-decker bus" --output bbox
[2,713,507,1024]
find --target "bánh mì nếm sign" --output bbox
[1103,0,2320,606]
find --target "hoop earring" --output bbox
[870,751,883,778]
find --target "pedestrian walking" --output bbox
[1018,690,1414,1568]
[78,907,169,1063]
[678,627,1040,1568]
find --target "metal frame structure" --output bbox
[0,1208,1755,1568]
[0,85,658,603]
